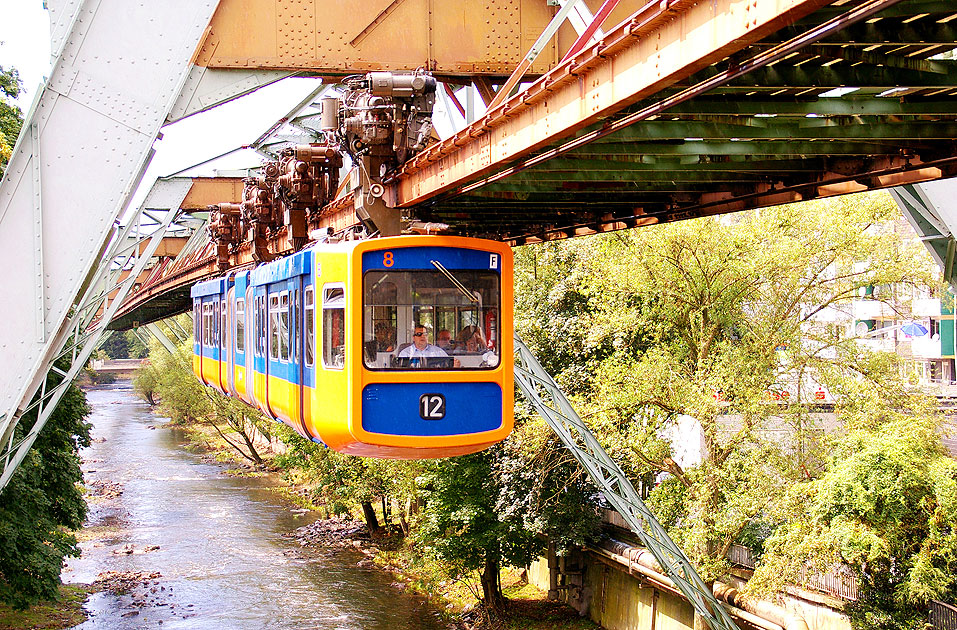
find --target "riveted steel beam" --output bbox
[597,120,957,142]
[392,0,845,207]
[192,0,565,77]
[651,97,957,117]
[0,0,220,453]
[565,140,928,156]
[706,62,957,90]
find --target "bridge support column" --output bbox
[0,0,221,487]
[890,180,957,288]
[0,184,184,491]
[513,336,739,630]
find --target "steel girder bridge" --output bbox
[2,1,957,628]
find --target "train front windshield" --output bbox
[363,269,501,370]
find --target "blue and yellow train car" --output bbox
[190,235,513,459]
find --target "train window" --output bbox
[304,287,315,367]
[254,295,263,357]
[259,295,266,357]
[221,301,227,349]
[279,291,290,362]
[323,286,345,370]
[203,303,211,347]
[236,298,245,353]
[363,269,501,370]
[269,294,281,361]
[193,302,199,341]
[214,300,220,348]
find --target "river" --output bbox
[63,383,448,629]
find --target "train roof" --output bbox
[249,248,313,286]
[190,276,230,298]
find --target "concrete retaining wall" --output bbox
[530,554,693,630]
[529,550,851,630]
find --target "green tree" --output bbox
[133,332,270,465]
[275,432,418,532]
[496,412,602,554]
[754,416,957,630]
[0,365,91,609]
[414,449,538,613]
[0,65,23,178]
[514,192,938,583]
[99,331,131,359]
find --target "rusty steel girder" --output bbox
[191,0,583,77]
[390,0,837,207]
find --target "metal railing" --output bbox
[727,542,957,630]
[931,601,957,630]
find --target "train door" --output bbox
[214,297,223,391]
[300,281,315,436]
[244,284,255,403]
[252,287,268,413]
[265,284,290,420]
[225,287,235,396]
[288,280,307,436]
[192,299,201,379]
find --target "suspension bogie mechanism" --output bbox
[205,70,438,267]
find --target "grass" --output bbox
[0,585,90,630]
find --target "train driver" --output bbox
[398,325,461,367]
[399,325,449,359]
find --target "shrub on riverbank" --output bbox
[0,584,90,629]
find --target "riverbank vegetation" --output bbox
[126,192,957,629]
[0,362,91,611]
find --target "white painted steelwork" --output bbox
[0,0,220,461]
[169,68,294,124]
[891,179,957,287]
[0,178,191,489]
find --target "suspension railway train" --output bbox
[191,236,513,458]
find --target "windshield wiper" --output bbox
[430,260,479,303]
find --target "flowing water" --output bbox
[63,384,447,629]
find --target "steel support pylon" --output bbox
[0,180,187,491]
[890,179,957,289]
[0,0,220,473]
[513,335,739,630]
